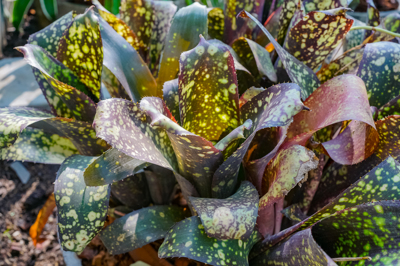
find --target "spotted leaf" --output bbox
[356,42,400,109]
[276,0,297,46]
[343,16,365,50]
[55,155,110,252]
[223,0,264,44]
[148,1,177,76]
[239,87,265,108]
[157,3,208,89]
[303,0,347,12]
[120,0,154,59]
[93,98,177,170]
[365,0,380,38]
[84,148,148,186]
[376,96,400,120]
[208,8,224,41]
[17,44,97,121]
[97,14,159,100]
[251,229,335,266]
[92,0,141,50]
[189,181,258,240]
[258,145,318,236]
[162,79,180,124]
[179,36,240,142]
[232,38,277,82]
[28,12,75,57]
[1,128,78,164]
[240,11,321,100]
[285,74,379,165]
[384,13,400,33]
[57,9,103,101]
[310,116,400,212]
[99,205,186,255]
[285,9,353,70]
[158,216,261,266]
[312,200,400,265]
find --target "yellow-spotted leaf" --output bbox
[208,7,224,41]
[55,155,110,252]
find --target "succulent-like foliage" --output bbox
[3,0,400,264]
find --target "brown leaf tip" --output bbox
[237,10,249,19]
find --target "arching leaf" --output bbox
[159,216,261,266]
[356,42,400,109]
[55,155,110,252]
[12,0,34,30]
[239,87,265,108]
[190,181,258,240]
[179,36,240,142]
[99,205,186,255]
[157,3,208,89]
[84,148,148,186]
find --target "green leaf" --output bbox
[84,148,148,186]
[97,14,160,100]
[365,0,380,38]
[376,96,400,120]
[276,0,297,46]
[240,11,321,100]
[159,216,261,266]
[179,36,240,142]
[189,181,258,240]
[120,0,154,59]
[258,145,318,236]
[303,0,348,13]
[0,128,78,164]
[157,2,208,89]
[231,38,277,82]
[149,1,177,76]
[223,0,265,44]
[312,200,400,265]
[94,98,177,170]
[92,0,141,50]
[384,13,400,33]
[208,8,224,41]
[111,173,152,209]
[28,12,75,57]
[286,74,378,165]
[17,44,97,121]
[99,205,186,255]
[140,97,222,198]
[285,9,353,71]
[40,0,57,21]
[12,0,34,30]
[55,155,110,252]
[343,15,365,51]
[57,9,103,101]
[356,42,400,109]
[162,79,180,123]
[251,229,335,266]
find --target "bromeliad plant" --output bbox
[2,0,400,264]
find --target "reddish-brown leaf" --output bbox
[29,193,56,246]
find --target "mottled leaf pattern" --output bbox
[232,38,277,82]
[312,200,400,265]
[149,1,177,76]
[357,42,400,108]
[18,44,97,121]
[162,79,180,123]
[99,205,186,255]
[303,0,347,13]
[55,155,110,252]
[208,8,224,40]
[157,3,207,89]
[384,13,400,33]
[120,0,154,58]
[239,87,265,108]
[285,9,353,70]
[344,16,365,50]
[28,12,75,57]
[276,0,297,45]
[179,37,239,142]
[365,0,380,38]
[159,216,261,266]
[92,0,141,50]
[57,9,103,101]
[84,148,148,186]
[258,145,318,236]
[223,0,265,44]
[286,75,378,165]
[189,181,258,240]
[252,229,335,266]
[376,96,400,120]
[1,128,78,164]
[97,15,159,100]
[240,11,320,100]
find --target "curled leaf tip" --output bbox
[237,10,249,18]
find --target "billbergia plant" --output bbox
[2,0,400,264]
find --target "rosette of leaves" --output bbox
[3,0,400,264]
